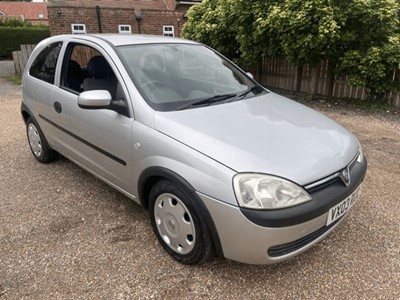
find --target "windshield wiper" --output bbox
[177,93,237,110]
[237,86,264,100]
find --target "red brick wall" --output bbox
[165,0,177,10]
[48,7,138,35]
[141,10,185,37]
[48,6,186,37]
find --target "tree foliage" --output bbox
[182,0,400,98]
[182,0,239,60]
[182,0,279,64]
[262,0,339,66]
[335,0,400,95]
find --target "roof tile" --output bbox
[0,2,48,20]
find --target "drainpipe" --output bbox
[96,5,102,33]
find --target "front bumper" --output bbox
[198,156,367,265]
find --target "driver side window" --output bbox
[60,43,118,100]
[59,43,130,117]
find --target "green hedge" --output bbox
[0,27,49,57]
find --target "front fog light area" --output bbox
[233,174,312,209]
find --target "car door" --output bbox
[23,41,63,138]
[48,40,134,194]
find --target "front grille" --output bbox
[267,219,340,257]
[307,176,341,193]
[305,153,359,193]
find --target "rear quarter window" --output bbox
[29,42,63,84]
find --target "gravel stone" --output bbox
[0,78,399,299]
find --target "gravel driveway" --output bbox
[0,77,399,299]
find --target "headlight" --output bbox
[356,139,363,163]
[233,174,312,209]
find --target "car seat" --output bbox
[66,60,84,92]
[82,56,117,99]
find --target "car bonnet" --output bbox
[153,92,359,186]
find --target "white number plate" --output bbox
[326,186,361,226]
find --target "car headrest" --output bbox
[87,56,114,79]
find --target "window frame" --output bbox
[162,26,174,37]
[71,24,86,34]
[58,40,132,117]
[118,25,132,34]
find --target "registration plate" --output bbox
[326,186,361,226]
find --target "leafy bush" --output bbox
[0,19,34,28]
[183,0,400,99]
[0,27,49,57]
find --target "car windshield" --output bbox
[117,43,265,111]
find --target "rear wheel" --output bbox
[149,180,213,264]
[26,117,57,163]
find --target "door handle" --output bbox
[54,101,62,113]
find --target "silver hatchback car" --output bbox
[21,34,367,265]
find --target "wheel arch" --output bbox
[138,167,196,210]
[138,166,224,258]
[21,102,32,124]
[22,102,57,163]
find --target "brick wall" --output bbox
[141,10,185,37]
[48,6,186,37]
[165,0,177,10]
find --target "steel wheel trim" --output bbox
[154,193,196,254]
[28,123,42,157]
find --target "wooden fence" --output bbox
[12,44,36,75]
[260,57,400,107]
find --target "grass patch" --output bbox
[4,75,21,85]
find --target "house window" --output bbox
[118,25,131,34]
[38,13,44,19]
[71,24,86,34]
[163,26,174,37]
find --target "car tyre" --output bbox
[149,180,213,264]
[26,117,57,163]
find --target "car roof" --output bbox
[46,34,198,47]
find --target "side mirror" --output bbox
[246,72,254,79]
[78,90,112,109]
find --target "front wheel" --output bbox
[26,117,57,163]
[149,180,213,264]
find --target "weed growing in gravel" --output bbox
[4,76,21,86]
